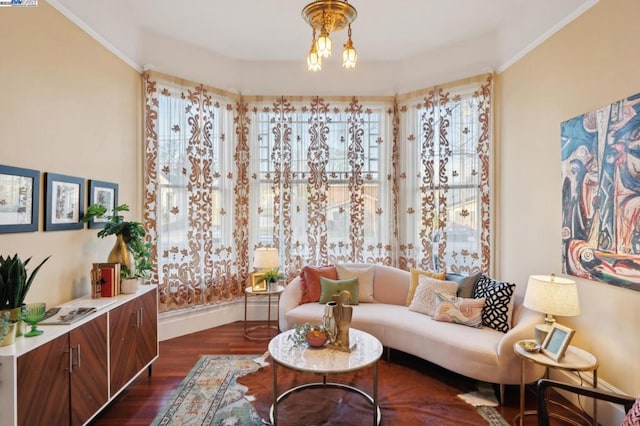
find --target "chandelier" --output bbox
[301,0,358,71]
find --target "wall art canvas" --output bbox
[0,165,40,233]
[561,92,640,291]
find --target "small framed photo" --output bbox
[0,164,40,233]
[541,323,575,362]
[88,180,118,229]
[251,272,267,292]
[44,172,85,231]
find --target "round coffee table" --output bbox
[268,328,383,425]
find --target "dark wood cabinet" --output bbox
[3,286,158,426]
[17,333,70,426]
[69,314,108,426]
[109,289,158,395]
[16,314,108,426]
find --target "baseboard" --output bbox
[158,298,279,341]
[550,369,629,425]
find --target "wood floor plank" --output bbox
[89,321,585,425]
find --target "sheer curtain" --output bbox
[245,96,395,277]
[144,72,242,312]
[396,75,493,274]
[144,72,493,314]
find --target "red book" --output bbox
[96,263,120,297]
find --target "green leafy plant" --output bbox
[83,204,152,279]
[287,322,326,347]
[0,254,51,309]
[264,267,285,283]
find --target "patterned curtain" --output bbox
[396,75,492,274]
[144,73,244,312]
[144,72,493,314]
[246,96,395,277]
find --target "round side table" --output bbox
[243,284,284,340]
[514,339,599,426]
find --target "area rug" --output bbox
[153,353,509,425]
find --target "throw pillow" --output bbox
[622,396,640,426]
[407,276,458,316]
[319,277,360,305]
[446,272,482,298]
[300,265,338,304]
[432,292,485,328]
[406,268,447,306]
[336,264,376,303]
[472,274,516,333]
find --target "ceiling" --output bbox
[48,0,597,94]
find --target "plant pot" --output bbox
[121,277,140,294]
[108,234,133,273]
[0,322,17,347]
[1,306,24,337]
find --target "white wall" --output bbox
[0,3,142,307]
[496,0,640,399]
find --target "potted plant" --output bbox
[263,267,285,290]
[84,204,152,293]
[0,254,51,338]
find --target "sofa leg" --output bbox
[499,384,505,405]
[385,347,391,362]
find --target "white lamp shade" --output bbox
[523,275,580,317]
[253,248,280,270]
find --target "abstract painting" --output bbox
[561,92,640,290]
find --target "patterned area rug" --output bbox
[153,353,510,425]
[151,354,268,425]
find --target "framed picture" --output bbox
[541,323,575,362]
[88,180,118,229]
[251,272,267,292]
[44,172,85,231]
[0,164,40,233]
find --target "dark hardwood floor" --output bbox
[90,321,587,425]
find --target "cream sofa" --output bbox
[278,263,545,393]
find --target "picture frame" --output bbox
[0,164,40,233]
[44,172,85,231]
[251,272,267,292]
[541,323,575,362]
[88,180,118,229]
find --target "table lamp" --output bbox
[253,247,280,271]
[253,248,280,291]
[523,274,580,344]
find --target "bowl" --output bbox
[519,341,540,353]
[305,329,329,347]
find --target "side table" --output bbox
[243,284,284,340]
[513,339,599,426]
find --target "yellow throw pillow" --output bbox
[406,268,446,306]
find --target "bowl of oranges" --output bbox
[305,328,329,347]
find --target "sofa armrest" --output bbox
[497,302,544,360]
[278,276,303,331]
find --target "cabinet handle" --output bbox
[137,308,143,327]
[69,344,81,370]
[67,347,74,372]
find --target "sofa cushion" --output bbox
[408,276,458,316]
[406,268,447,306]
[432,292,485,328]
[473,275,516,333]
[336,264,375,303]
[447,272,482,298]
[300,265,338,304]
[319,277,359,305]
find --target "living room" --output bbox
[1,0,639,424]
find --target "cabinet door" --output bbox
[109,298,139,395]
[136,288,158,369]
[17,334,70,426]
[69,314,108,426]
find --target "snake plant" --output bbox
[0,254,51,309]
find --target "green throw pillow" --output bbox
[319,277,359,305]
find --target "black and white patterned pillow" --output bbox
[472,275,516,333]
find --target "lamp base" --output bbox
[534,323,553,345]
